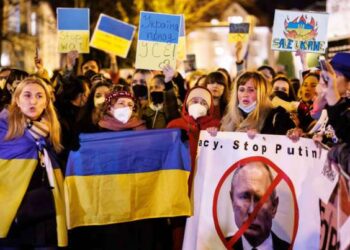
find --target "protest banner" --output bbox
[183,131,349,250]
[57,8,90,53]
[177,15,187,61]
[228,23,250,43]
[135,11,181,70]
[90,14,136,58]
[271,10,329,53]
[64,129,191,229]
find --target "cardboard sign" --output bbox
[135,11,181,70]
[90,14,136,58]
[228,23,250,43]
[271,10,329,53]
[135,41,177,70]
[57,8,90,53]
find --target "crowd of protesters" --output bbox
[0,42,349,250]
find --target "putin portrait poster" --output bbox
[183,132,349,250]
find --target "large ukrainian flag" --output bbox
[0,111,67,246]
[64,129,191,229]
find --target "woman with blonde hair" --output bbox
[0,77,67,248]
[221,71,295,135]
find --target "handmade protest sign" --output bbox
[135,11,181,70]
[57,8,90,53]
[182,132,348,250]
[90,14,136,58]
[271,10,329,53]
[228,23,250,43]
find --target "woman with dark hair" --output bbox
[55,76,90,166]
[77,80,112,133]
[270,75,299,113]
[204,71,229,120]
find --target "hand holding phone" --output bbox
[319,56,329,84]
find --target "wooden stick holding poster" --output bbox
[271,10,329,53]
[90,14,136,58]
[57,8,90,53]
[135,11,181,70]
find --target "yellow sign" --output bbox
[135,41,177,70]
[58,30,90,53]
[90,30,132,58]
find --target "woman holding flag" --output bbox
[0,77,67,248]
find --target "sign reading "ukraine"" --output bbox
[90,14,136,58]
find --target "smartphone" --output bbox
[319,56,329,84]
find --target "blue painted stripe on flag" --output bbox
[98,15,135,40]
[66,129,191,176]
[57,8,89,30]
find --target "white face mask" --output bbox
[188,103,208,120]
[112,107,132,124]
[238,101,257,114]
[94,96,105,107]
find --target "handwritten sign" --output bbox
[136,11,181,70]
[57,8,90,53]
[271,10,329,53]
[135,41,177,70]
[138,11,181,44]
[228,23,250,42]
[177,15,186,61]
[90,14,136,58]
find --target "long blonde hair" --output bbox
[221,71,272,132]
[5,77,63,152]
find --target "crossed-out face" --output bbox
[230,162,279,247]
[17,83,47,120]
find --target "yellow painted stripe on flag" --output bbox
[64,169,191,229]
[90,29,132,58]
[177,36,186,61]
[0,159,37,237]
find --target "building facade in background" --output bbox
[1,0,59,74]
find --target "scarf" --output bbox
[26,118,55,188]
[98,115,146,131]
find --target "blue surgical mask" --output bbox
[239,101,256,114]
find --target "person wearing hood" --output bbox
[98,90,146,131]
[167,86,220,250]
[167,86,220,185]
[220,71,295,136]
[141,65,180,129]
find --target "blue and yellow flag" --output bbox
[65,129,191,229]
[0,111,67,246]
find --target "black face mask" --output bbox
[150,91,164,104]
[132,85,148,98]
[272,90,292,102]
[84,70,97,80]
